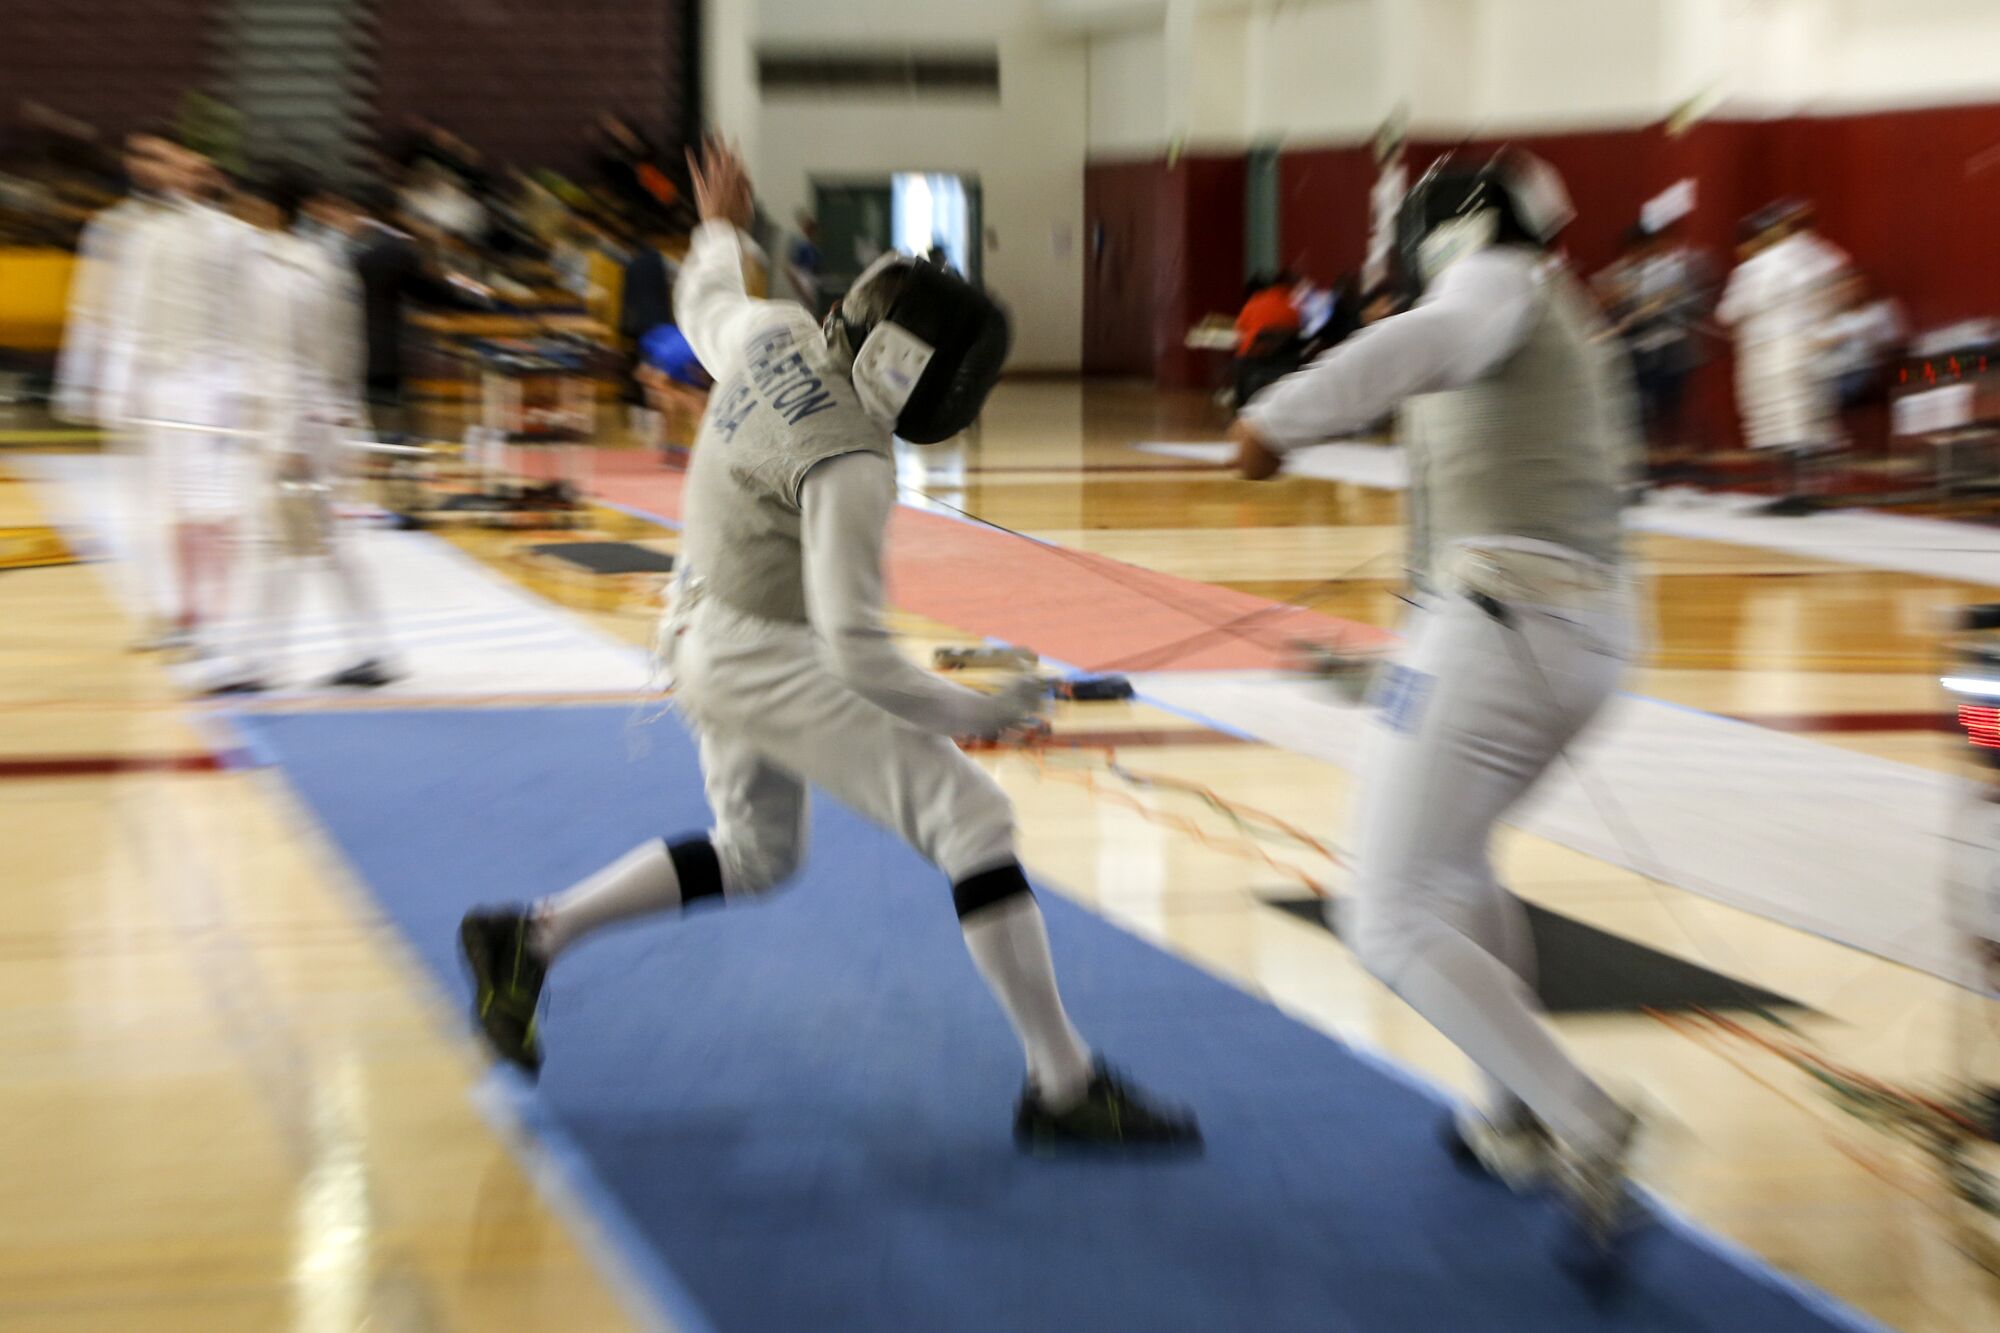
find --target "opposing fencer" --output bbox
[1230,149,1644,1247]
[460,138,1198,1151]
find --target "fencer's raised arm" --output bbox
[675,220,784,387]
[1239,249,1543,450]
[800,452,1036,737]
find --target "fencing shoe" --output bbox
[1014,1062,1203,1153]
[459,907,547,1077]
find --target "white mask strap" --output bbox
[851,321,935,429]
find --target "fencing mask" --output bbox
[838,254,1012,444]
[1396,147,1574,299]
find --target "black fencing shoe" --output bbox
[204,675,271,697]
[459,907,547,1077]
[1014,1063,1203,1153]
[325,658,399,689]
[1553,1107,1646,1269]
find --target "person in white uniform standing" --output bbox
[207,170,395,694]
[1716,201,1850,457]
[54,129,181,645]
[459,138,1199,1151]
[1229,149,1643,1249]
[101,142,257,658]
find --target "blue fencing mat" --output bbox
[244,706,1875,1333]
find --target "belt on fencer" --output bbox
[1432,541,1626,621]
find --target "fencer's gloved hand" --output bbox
[1228,418,1284,481]
[971,672,1048,741]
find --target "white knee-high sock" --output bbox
[961,894,1094,1108]
[531,840,680,961]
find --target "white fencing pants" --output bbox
[230,496,388,681]
[667,597,1015,895]
[1343,588,1633,1153]
[1736,334,1833,452]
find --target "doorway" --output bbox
[892,173,982,284]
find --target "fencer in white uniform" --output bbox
[459,139,1199,1151]
[208,173,394,694]
[1231,150,1643,1247]
[54,131,179,642]
[100,148,257,655]
[1716,203,1850,453]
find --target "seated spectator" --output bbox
[1234,271,1303,405]
[1818,272,1905,412]
[1300,272,1364,359]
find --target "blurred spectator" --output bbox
[1717,201,1851,458]
[1364,124,1407,294]
[1299,272,1364,359]
[619,224,680,437]
[1234,271,1304,406]
[389,116,487,192]
[1600,219,1715,458]
[785,212,824,314]
[348,185,476,436]
[636,322,711,457]
[54,128,174,425]
[1817,271,1905,413]
[53,126,181,642]
[210,167,393,694]
[402,157,485,243]
[101,138,258,655]
[589,111,686,229]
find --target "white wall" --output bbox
[1474,0,1673,129]
[1084,0,2000,155]
[1183,8,1251,146]
[747,1,1089,369]
[1087,28,1165,154]
[1822,0,2000,110]
[1246,0,1383,143]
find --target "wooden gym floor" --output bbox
[1,380,1996,1331]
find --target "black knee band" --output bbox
[669,837,725,908]
[952,862,1032,920]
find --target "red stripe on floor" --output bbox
[1726,711,1949,734]
[588,452,1390,672]
[0,753,225,779]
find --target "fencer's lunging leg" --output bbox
[531,730,808,960]
[1469,870,1540,1125]
[1347,596,1629,1155]
[685,669,1100,1108]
